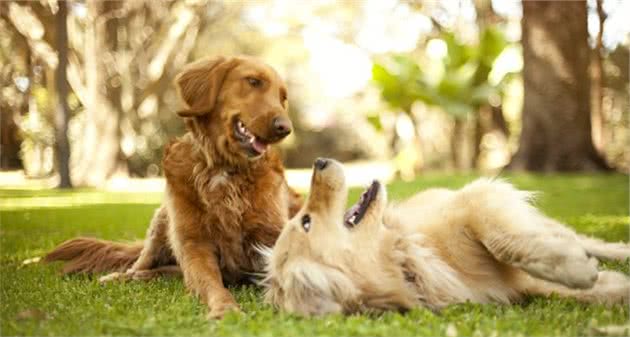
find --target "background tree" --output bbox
[0,3,31,171]
[591,0,606,152]
[54,0,71,188]
[372,27,511,172]
[72,0,125,186]
[1,0,628,184]
[1,0,223,185]
[509,0,608,171]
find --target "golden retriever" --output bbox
[261,158,630,316]
[45,55,303,319]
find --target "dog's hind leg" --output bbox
[100,206,175,283]
[459,179,599,289]
[577,234,630,261]
[480,229,599,289]
[542,219,630,261]
[520,271,630,305]
[132,265,182,280]
[130,206,174,270]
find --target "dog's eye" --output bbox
[246,77,263,88]
[301,214,311,232]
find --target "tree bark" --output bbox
[0,108,23,170]
[590,0,606,152]
[451,118,471,171]
[73,0,126,186]
[0,4,29,171]
[54,1,72,188]
[509,0,609,171]
[472,0,508,169]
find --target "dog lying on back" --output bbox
[261,158,630,316]
[46,56,303,319]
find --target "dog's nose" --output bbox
[272,117,292,137]
[314,158,329,170]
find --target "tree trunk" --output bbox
[451,118,472,171]
[590,0,606,152]
[54,0,72,188]
[0,6,29,171]
[509,0,609,171]
[0,109,23,170]
[73,0,126,186]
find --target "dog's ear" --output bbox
[174,56,238,117]
[282,260,358,316]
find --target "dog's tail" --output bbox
[44,237,143,274]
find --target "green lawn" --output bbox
[1,173,628,336]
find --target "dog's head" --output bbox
[262,159,415,316]
[175,55,292,161]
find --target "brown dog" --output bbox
[45,55,303,319]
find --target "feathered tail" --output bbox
[45,237,143,274]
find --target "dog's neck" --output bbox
[186,130,268,174]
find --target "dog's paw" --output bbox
[207,293,241,320]
[130,269,157,281]
[207,301,241,320]
[588,271,630,305]
[522,237,599,289]
[602,242,630,261]
[556,254,599,289]
[99,272,128,284]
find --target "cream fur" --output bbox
[262,160,630,316]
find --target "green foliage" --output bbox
[372,26,513,120]
[1,174,628,336]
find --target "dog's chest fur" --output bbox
[163,138,289,283]
[202,166,287,281]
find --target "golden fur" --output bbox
[262,159,630,316]
[46,55,303,319]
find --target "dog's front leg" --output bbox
[178,238,240,319]
[166,187,240,319]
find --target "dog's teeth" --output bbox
[348,215,356,224]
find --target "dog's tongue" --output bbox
[252,138,268,154]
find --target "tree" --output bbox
[590,0,606,152]
[70,0,125,186]
[68,1,221,185]
[372,27,511,172]
[54,0,72,188]
[509,0,608,171]
[0,4,30,171]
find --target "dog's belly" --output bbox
[406,218,524,305]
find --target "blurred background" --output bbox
[1,0,628,190]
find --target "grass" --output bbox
[1,173,628,336]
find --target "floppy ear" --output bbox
[281,260,358,316]
[174,56,238,117]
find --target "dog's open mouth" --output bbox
[234,119,269,157]
[344,180,380,228]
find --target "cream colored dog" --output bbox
[261,158,630,316]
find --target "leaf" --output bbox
[470,84,499,106]
[479,27,508,67]
[367,115,383,131]
[441,100,472,119]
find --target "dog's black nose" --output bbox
[314,158,329,170]
[272,117,292,137]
